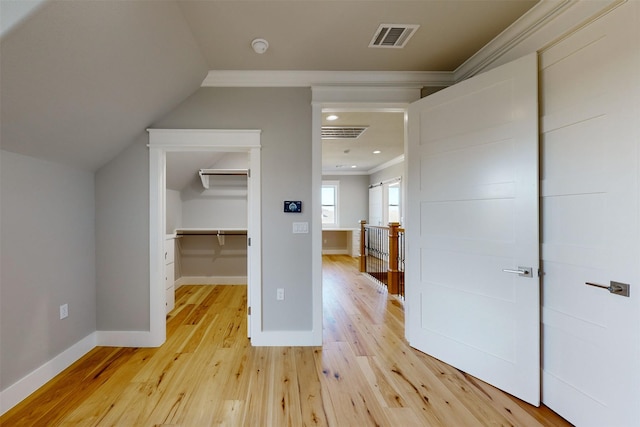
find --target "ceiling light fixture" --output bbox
[326,115,339,121]
[373,150,381,154]
[351,165,357,168]
[251,38,269,54]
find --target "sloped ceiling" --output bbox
[0,0,208,171]
[0,0,539,172]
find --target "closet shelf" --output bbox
[174,228,247,246]
[199,168,248,189]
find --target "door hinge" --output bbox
[248,306,251,315]
[248,237,251,246]
[247,169,251,178]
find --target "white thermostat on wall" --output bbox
[284,201,302,213]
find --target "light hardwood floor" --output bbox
[1,255,571,426]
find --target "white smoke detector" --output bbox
[251,38,269,54]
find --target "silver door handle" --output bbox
[585,281,630,297]
[502,266,532,277]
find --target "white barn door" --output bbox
[406,53,540,405]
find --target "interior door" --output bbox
[539,3,640,425]
[406,53,540,405]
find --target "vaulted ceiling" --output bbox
[0,0,538,172]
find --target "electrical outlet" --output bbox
[276,288,285,301]
[60,304,68,319]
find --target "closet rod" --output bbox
[175,231,247,236]
[199,168,248,176]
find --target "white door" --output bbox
[539,2,640,425]
[369,185,383,226]
[406,53,540,405]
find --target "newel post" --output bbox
[388,222,400,295]
[359,220,367,273]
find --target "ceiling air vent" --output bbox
[369,24,420,48]
[322,126,368,139]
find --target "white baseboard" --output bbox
[95,330,161,348]
[175,276,247,286]
[250,329,322,346]
[0,332,97,416]
[322,249,349,255]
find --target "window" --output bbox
[322,181,339,227]
[388,182,401,223]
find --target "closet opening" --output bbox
[165,152,249,318]
[148,129,262,347]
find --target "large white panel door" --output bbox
[539,2,640,425]
[406,53,540,405]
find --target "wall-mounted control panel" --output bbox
[284,201,302,213]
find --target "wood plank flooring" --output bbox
[1,255,571,426]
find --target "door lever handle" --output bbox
[585,281,630,297]
[502,266,533,277]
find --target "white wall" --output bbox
[0,150,96,390]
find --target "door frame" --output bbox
[311,86,423,344]
[148,129,262,346]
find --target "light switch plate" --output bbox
[293,222,309,234]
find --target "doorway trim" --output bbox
[148,129,262,346]
[311,86,422,346]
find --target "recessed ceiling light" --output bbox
[326,115,339,121]
[351,165,357,168]
[373,150,381,154]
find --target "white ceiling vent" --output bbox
[322,126,368,139]
[369,24,420,48]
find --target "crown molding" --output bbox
[201,70,454,88]
[455,0,623,81]
[367,155,405,175]
[322,170,370,176]
[200,1,622,88]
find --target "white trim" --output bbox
[249,330,324,347]
[455,0,623,80]
[367,154,405,175]
[95,330,161,348]
[146,129,261,150]
[322,249,350,255]
[0,333,96,416]
[148,146,166,347]
[311,103,324,346]
[321,171,370,176]
[175,276,247,286]
[312,88,418,349]
[312,86,422,105]
[148,129,263,346]
[202,70,453,88]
